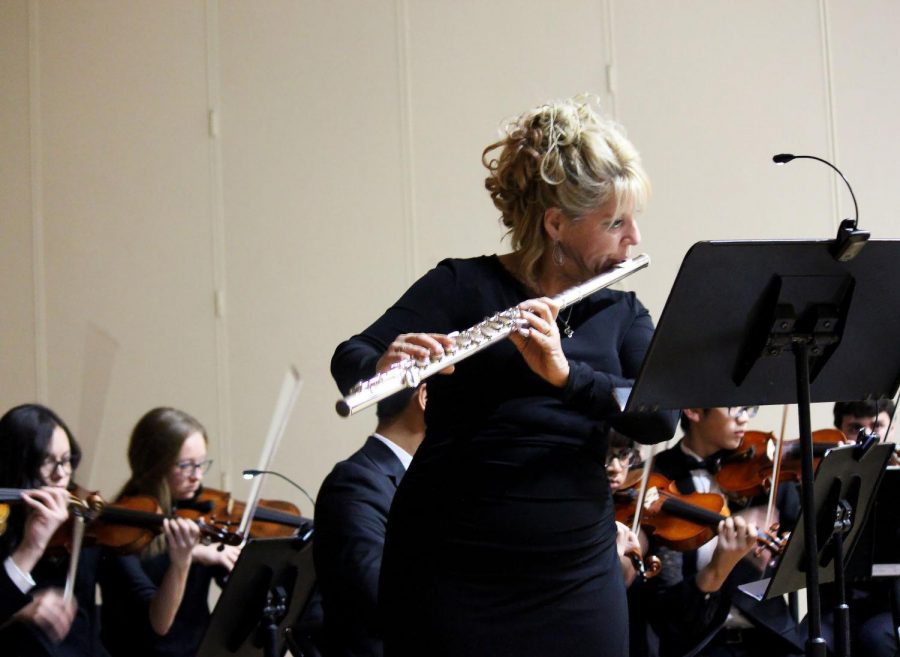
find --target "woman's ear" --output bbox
[543,207,565,241]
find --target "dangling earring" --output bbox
[553,240,564,266]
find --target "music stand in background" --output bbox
[846,466,900,581]
[739,443,893,656]
[625,239,900,657]
[198,535,317,657]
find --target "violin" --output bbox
[186,487,307,539]
[615,471,784,553]
[715,428,846,498]
[0,485,93,538]
[44,486,242,554]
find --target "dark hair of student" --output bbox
[0,403,81,555]
[833,399,897,429]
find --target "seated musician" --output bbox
[0,403,199,657]
[649,406,801,657]
[834,399,896,461]
[811,400,899,657]
[0,405,76,649]
[608,426,765,657]
[314,384,426,657]
[100,407,233,657]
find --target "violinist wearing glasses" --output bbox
[0,403,199,657]
[650,406,801,657]
[100,407,238,657]
[607,424,767,657]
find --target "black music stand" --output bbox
[846,466,900,581]
[739,443,893,656]
[625,239,900,657]
[197,535,317,657]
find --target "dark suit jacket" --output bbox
[313,436,406,657]
[1,562,32,624]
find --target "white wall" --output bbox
[1,0,897,506]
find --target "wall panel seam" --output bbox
[819,0,841,231]
[28,0,47,402]
[394,0,418,281]
[205,0,233,488]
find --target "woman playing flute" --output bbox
[331,95,677,657]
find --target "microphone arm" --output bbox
[242,468,316,510]
[772,153,869,261]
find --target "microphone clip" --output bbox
[831,218,869,263]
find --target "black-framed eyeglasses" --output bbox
[605,447,640,468]
[727,406,759,419]
[40,456,73,474]
[173,459,213,476]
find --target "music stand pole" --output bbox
[795,342,827,656]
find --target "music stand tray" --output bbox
[625,239,900,412]
[740,443,893,600]
[198,536,316,657]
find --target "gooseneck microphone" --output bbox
[772,153,869,261]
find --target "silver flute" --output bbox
[336,253,650,417]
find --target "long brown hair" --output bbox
[117,407,207,514]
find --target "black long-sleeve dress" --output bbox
[331,255,676,657]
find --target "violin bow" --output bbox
[631,444,659,537]
[237,366,303,543]
[758,404,790,558]
[62,496,93,604]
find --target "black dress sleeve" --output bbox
[560,294,677,443]
[331,261,460,394]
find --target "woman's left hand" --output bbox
[163,517,201,568]
[508,297,570,388]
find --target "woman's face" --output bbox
[556,197,641,282]
[166,431,208,501]
[40,425,73,489]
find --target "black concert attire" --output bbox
[314,435,407,657]
[0,547,109,657]
[99,550,224,657]
[331,256,677,657]
[1,560,31,624]
[647,442,803,657]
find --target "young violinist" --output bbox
[650,406,802,657]
[0,405,75,647]
[834,399,896,460]
[99,407,239,657]
[813,400,899,657]
[0,403,199,657]
[608,428,763,657]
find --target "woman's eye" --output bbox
[606,218,625,230]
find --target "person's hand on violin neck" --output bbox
[192,543,240,573]
[163,517,200,568]
[13,486,71,573]
[695,515,758,593]
[13,588,76,643]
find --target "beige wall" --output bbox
[1,0,898,506]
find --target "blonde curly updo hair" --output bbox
[482,95,649,291]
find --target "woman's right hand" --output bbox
[14,588,76,643]
[192,543,241,573]
[376,333,458,375]
[163,517,200,568]
[13,487,71,573]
